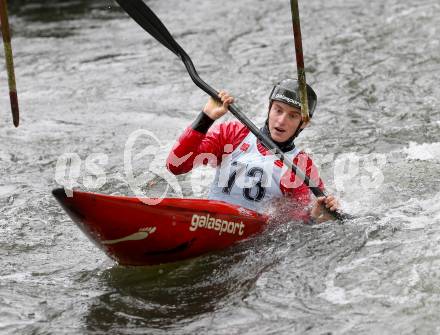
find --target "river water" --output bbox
[1,0,439,334]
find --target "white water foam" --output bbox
[403,142,440,162]
[0,185,16,198]
[374,191,440,238]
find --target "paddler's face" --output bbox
[268,101,306,142]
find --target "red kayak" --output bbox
[52,188,269,266]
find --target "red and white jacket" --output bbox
[166,117,324,221]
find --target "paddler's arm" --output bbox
[166,92,236,175]
[280,152,340,223]
[299,155,341,223]
[310,194,341,223]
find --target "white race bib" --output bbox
[208,132,299,213]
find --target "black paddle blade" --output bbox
[115,0,180,56]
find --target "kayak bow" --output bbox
[52,188,268,266]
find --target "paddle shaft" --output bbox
[115,0,351,220]
[290,0,309,123]
[0,0,19,127]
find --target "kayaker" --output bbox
[166,79,340,223]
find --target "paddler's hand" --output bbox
[203,90,234,120]
[310,195,341,223]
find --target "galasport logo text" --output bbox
[190,214,245,236]
[274,93,301,108]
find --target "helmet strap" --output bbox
[292,120,303,138]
